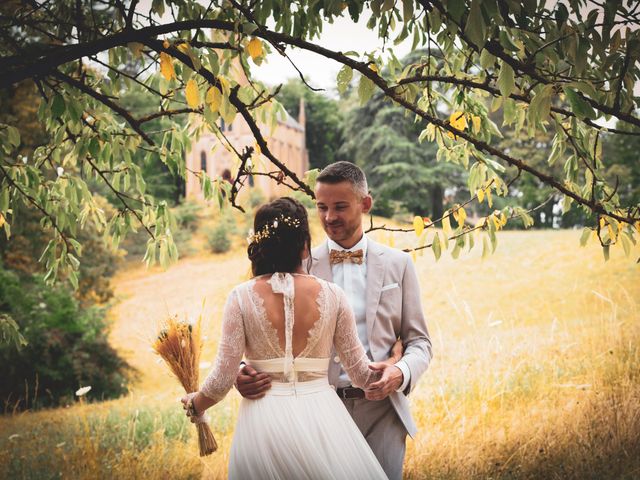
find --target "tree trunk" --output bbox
[430,184,444,221]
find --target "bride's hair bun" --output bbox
[248,197,311,276]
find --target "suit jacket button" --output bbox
[333,356,340,363]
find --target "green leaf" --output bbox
[464,0,486,48]
[241,22,259,34]
[580,227,591,246]
[482,236,489,259]
[527,84,554,125]
[621,231,631,257]
[51,94,66,118]
[562,87,597,120]
[497,61,515,98]
[447,0,465,23]
[432,232,441,260]
[6,126,20,147]
[337,65,353,95]
[479,49,495,69]
[402,0,414,21]
[358,75,375,105]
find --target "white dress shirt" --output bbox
[329,235,411,392]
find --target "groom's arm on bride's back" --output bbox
[235,363,271,399]
[397,252,433,395]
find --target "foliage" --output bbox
[0,264,134,410]
[340,72,466,220]
[207,210,238,253]
[277,79,345,170]
[207,223,232,254]
[0,0,639,296]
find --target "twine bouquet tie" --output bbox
[153,315,217,456]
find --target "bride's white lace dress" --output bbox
[199,272,387,479]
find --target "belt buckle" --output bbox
[341,387,360,400]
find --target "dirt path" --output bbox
[108,249,251,394]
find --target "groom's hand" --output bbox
[365,362,403,401]
[235,364,271,399]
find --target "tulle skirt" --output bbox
[228,378,387,480]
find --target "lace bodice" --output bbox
[200,273,378,402]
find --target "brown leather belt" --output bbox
[336,386,365,400]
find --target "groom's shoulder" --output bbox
[369,237,410,266]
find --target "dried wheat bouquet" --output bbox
[153,315,217,456]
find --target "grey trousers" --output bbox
[341,397,407,480]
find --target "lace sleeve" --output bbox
[200,289,245,403]
[332,286,378,388]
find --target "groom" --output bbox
[237,161,433,479]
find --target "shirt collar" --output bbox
[327,234,367,256]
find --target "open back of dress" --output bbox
[200,272,377,400]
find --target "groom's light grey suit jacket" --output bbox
[310,237,433,437]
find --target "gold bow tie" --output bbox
[329,249,364,265]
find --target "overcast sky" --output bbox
[251,14,412,92]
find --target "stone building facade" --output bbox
[185,99,309,201]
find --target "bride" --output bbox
[181,196,389,479]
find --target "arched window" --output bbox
[200,151,207,172]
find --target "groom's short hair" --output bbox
[316,161,369,198]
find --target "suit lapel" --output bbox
[365,238,385,341]
[310,240,333,281]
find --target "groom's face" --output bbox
[315,181,372,248]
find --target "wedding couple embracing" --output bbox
[182,161,433,479]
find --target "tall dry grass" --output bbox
[1,227,638,479]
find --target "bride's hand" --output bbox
[181,392,208,424]
[365,362,404,401]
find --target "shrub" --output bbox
[173,201,202,232]
[0,265,135,411]
[207,224,231,253]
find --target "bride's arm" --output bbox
[188,289,246,416]
[332,286,382,389]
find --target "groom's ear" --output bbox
[361,195,373,214]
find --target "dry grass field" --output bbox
[1,218,639,479]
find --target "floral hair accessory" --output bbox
[247,214,302,245]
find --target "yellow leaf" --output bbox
[500,211,507,227]
[599,217,606,229]
[492,213,501,230]
[413,215,424,237]
[177,42,189,53]
[217,76,230,96]
[636,221,640,232]
[477,188,485,203]
[0,213,5,228]
[185,79,200,108]
[254,142,261,156]
[607,224,615,241]
[162,40,170,49]
[246,37,263,61]
[160,52,175,80]
[369,63,379,73]
[486,188,493,208]
[452,206,459,224]
[442,213,452,236]
[458,206,467,225]
[411,250,417,263]
[449,111,467,131]
[206,87,222,113]
[472,115,481,134]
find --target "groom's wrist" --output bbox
[394,360,411,393]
